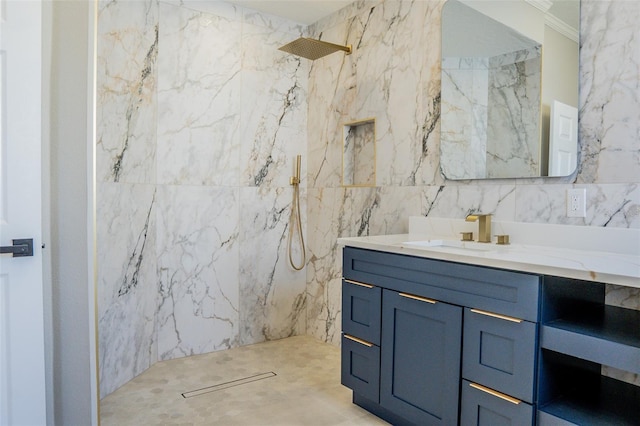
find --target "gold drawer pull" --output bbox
[344,334,374,347]
[399,293,437,304]
[470,308,522,324]
[469,382,521,405]
[344,279,374,289]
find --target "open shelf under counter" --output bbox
[541,304,640,374]
[538,374,640,426]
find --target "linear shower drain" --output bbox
[181,372,277,398]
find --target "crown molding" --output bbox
[545,13,579,43]
[525,0,553,13]
[525,0,579,43]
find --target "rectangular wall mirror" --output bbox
[440,0,579,180]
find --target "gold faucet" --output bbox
[466,214,491,243]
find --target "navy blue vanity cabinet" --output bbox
[341,246,541,426]
[380,289,462,426]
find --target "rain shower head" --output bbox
[278,37,352,60]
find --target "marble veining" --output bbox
[156,2,242,187]
[241,24,308,188]
[118,192,155,297]
[156,185,240,360]
[441,45,542,179]
[97,0,158,184]
[97,183,158,396]
[578,0,640,184]
[239,187,307,345]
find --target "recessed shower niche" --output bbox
[342,118,376,187]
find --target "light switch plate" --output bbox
[567,188,586,218]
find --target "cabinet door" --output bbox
[380,290,462,426]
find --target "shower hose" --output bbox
[288,159,306,271]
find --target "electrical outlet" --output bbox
[567,188,586,218]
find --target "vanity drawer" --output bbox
[343,247,540,321]
[461,380,534,426]
[341,334,380,403]
[342,280,382,345]
[463,307,537,402]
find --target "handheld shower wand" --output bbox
[288,155,306,271]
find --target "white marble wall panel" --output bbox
[416,0,446,186]
[156,186,240,360]
[486,51,542,178]
[240,24,308,188]
[306,188,348,345]
[241,4,306,35]
[238,187,307,345]
[422,184,517,221]
[156,3,241,186]
[161,0,240,21]
[97,0,158,184]
[352,1,425,186]
[306,186,421,343]
[441,60,488,179]
[97,183,157,396]
[578,0,640,184]
[514,183,640,228]
[307,21,357,189]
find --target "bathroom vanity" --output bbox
[338,218,639,425]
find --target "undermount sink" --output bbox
[401,239,497,253]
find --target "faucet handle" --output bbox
[460,232,474,242]
[495,235,510,245]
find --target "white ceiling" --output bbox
[224,0,354,25]
[224,0,579,32]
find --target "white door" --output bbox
[0,0,47,425]
[549,100,578,176]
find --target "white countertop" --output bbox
[337,218,640,289]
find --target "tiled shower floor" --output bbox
[100,335,388,425]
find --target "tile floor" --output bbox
[100,335,388,425]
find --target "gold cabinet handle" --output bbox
[470,308,522,324]
[344,334,373,347]
[344,279,374,289]
[399,292,437,304]
[469,382,521,405]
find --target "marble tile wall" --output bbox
[96,0,159,397]
[97,0,308,396]
[441,57,489,179]
[441,45,542,180]
[486,47,542,178]
[305,0,639,364]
